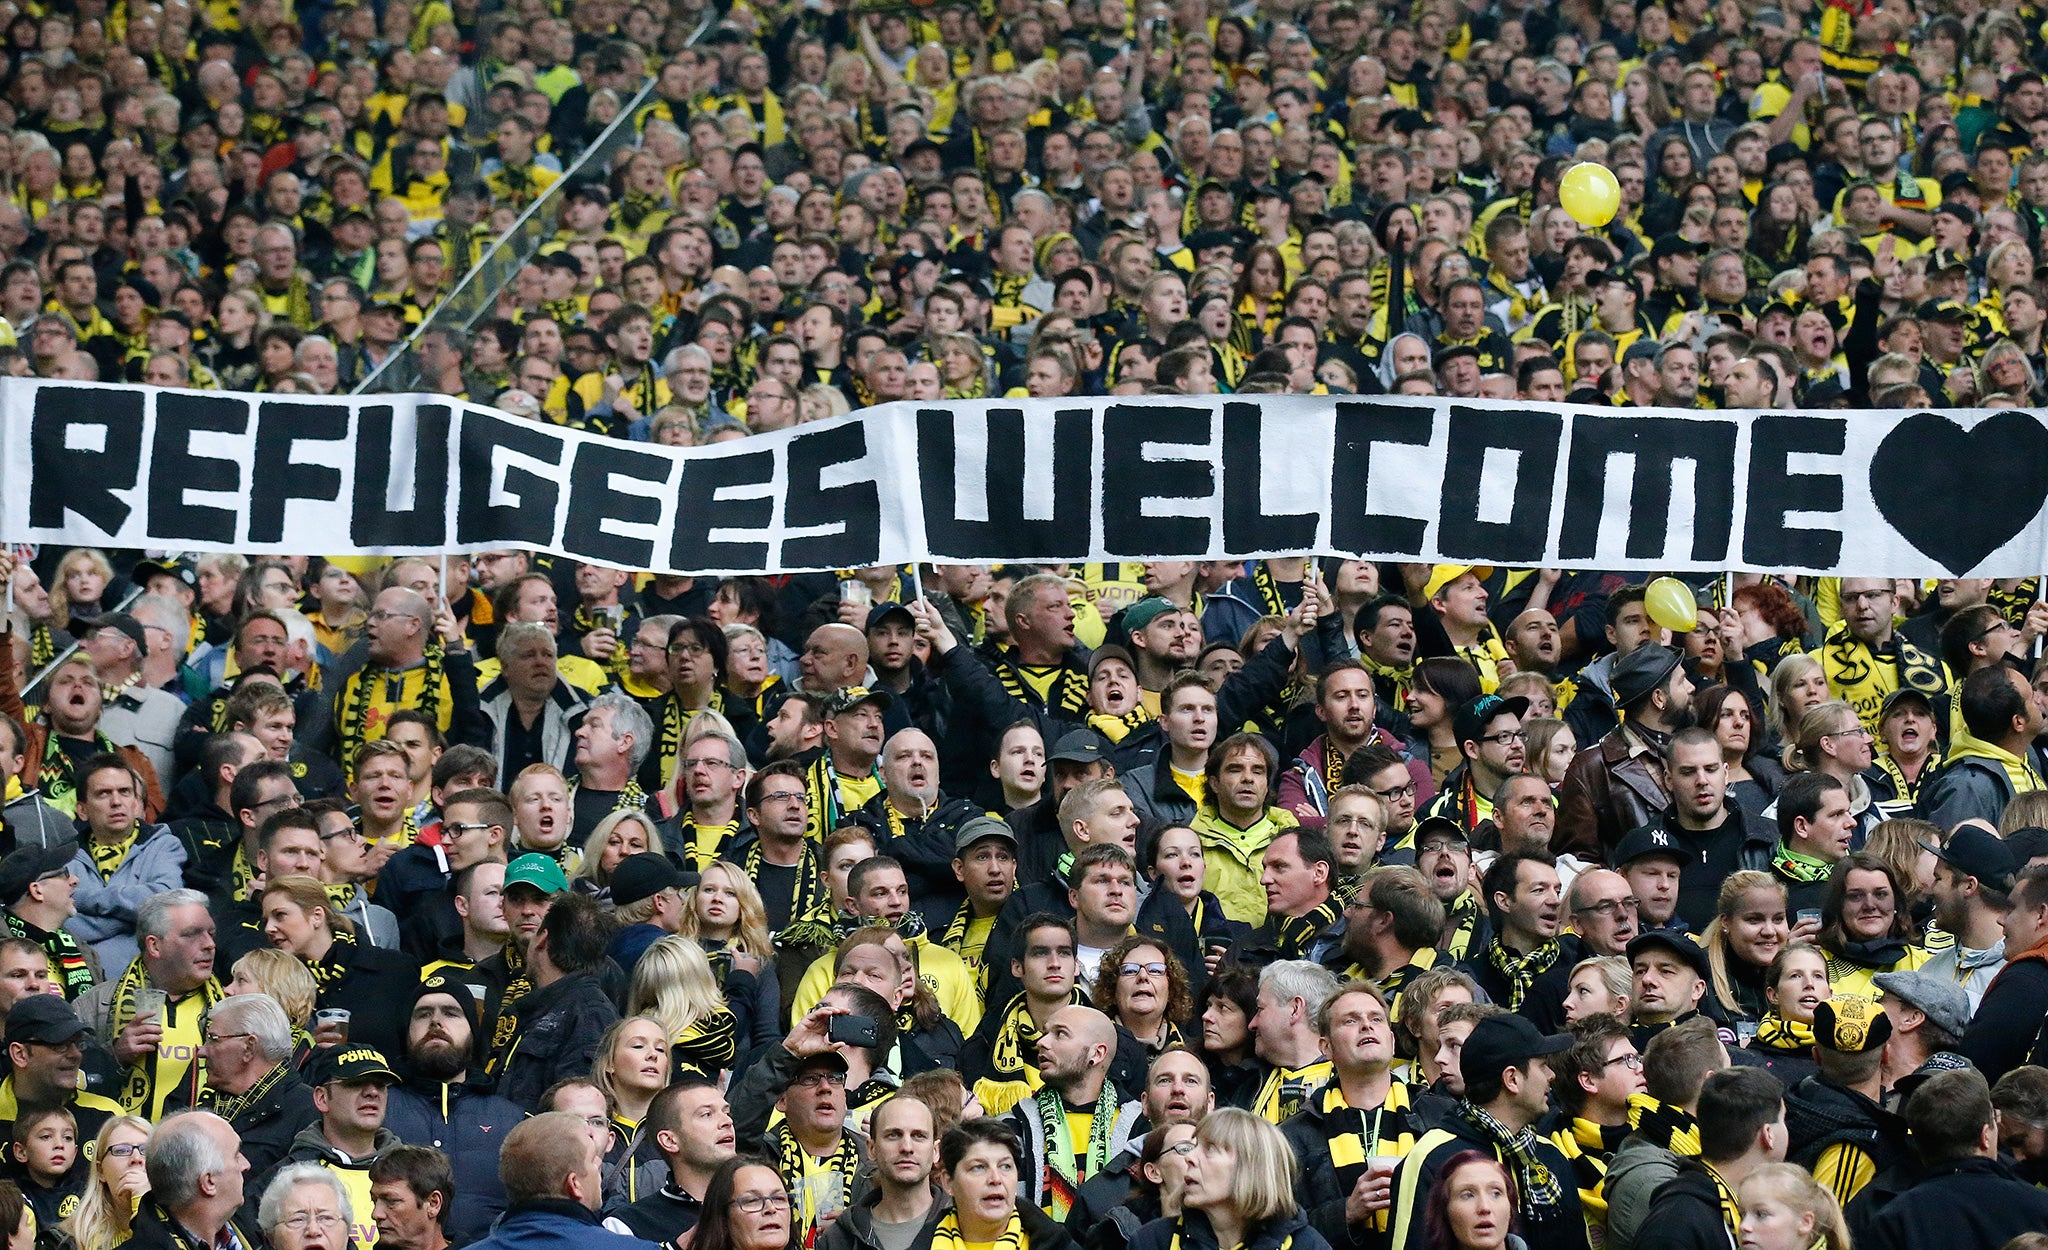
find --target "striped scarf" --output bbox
[658,690,726,789]
[110,959,223,1113]
[775,1118,862,1248]
[1272,900,1339,959]
[337,645,446,783]
[3,911,92,998]
[992,653,1089,716]
[1249,563,1296,615]
[1752,1012,1816,1055]
[1627,1094,1701,1155]
[1484,936,1562,1011]
[671,1007,738,1078]
[1456,1102,1565,1213]
[1309,1079,1425,1220]
[677,816,741,873]
[1359,653,1414,706]
[747,839,832,945]
[1253,1059,1333,1124]
[1443,892,1483,959]
[931,1210,1025,1250]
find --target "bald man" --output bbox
[1006,1005,1143,1219]
[798,624,870,694]
[846,728,994,930]
[474,1112,652,1250]
[1503,607,1563,678]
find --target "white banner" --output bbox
[1,377,2040,577]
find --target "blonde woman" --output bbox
[574,809,662,898]
[1563,955,1632,1023]
[626,935,739,1078]
[60,1114,151,1250]
[591,1015,672,1205]
[1701,870,1792,1025]
[227,947,319,1049]
[678,861,781,1050]
[1736,1162,1851,1250]
[48,547,114,629]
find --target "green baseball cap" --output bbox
[504,852,568,896]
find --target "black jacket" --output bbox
[815,1188,949,1250]
[214,1063,320,1201]
[1393,1110,1588,1250]
[848,792,988,930]
[1628,807,1778,932]
[1460,933,1588,1034]
[1131,1209,1333,1250]
[496,970,622,1111]
[1642,1158,1739,1250]
[123,1198,254,1250]
[609,1183,707,1250]
[311,938,423,1058]
[1961,949,2048,1082]
[1783,1075,1909,1192]
[1863,1156,2048,1250]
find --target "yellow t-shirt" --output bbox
[1065,1108,1096,1178]
[1170,767,1207,809]
[836,772,883,812]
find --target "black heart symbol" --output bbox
[1870,410,2048,575]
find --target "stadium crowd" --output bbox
[10,0,2048,1247]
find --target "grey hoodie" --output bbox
[2,789,72,850]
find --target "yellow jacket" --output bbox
[790,934,984,1036]
[1192,806,1300,927]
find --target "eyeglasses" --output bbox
[790,1070,847,1089]
[203,1031,252,1046]
[1119,962,1168,978]
[684,757,736,771]
[1573,897,1639,918]
[1823,724,1873,740]
[1164,1140,1197,1156]
[1603,1052,1645,1071]
[667,641,710,657]
[758,790,807,805]
[251,792,301,812]
[1373,781,1417,802]
[280,1213,347,1233]
[1479,730,1528,746]
[104,1143,145,1159]
[320,826,366,844]
[446,822,497,835]
[731,1192,793,1214]
[367,609,419,623]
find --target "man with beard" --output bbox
[849,729,984,929]
[800,688,891,838]
[1921,666,2048,831]
[1502,609,1569,693]
[1558,645,1695,861]
[1621,730,1777,930]
[1008,1003,1143,1219]
[1330,865,1446,1007]
[607,1077,739,1244]
[385,974,527,1244]
[1282,662,1420,834]
[1061,1047,1215,1230]
[1122,598,1203,700]
[1918,824,2016,1012]
[760,692,828,763]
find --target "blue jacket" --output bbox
[67,823,189,974]
[386,1075,529,1244]
[467,1198,659,1250]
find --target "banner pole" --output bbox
[911,563,925,604]
[2036,574,2044,662]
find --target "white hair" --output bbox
[258,1163,352,1235]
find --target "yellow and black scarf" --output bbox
[932,1210,1025,1250]
[1485,938,1562,1011]
[1627,1093,1701,1155]
[776,1117,862,1248]
[993,652,1090,717]
[1817,623,1946,730]
[37,729,120,814]
[1360,653,1414,706]
[110,959,223,1114]
[745,838,831,945]
[1752,1012,1816,1055]
[1249,563,1299,615]
[676,816,741,873]
[336,645,448,782]
[1272,900,1340,959]
[1310,1079,1424,1228]
[87,824,140,878]
[202,1056,293,1122]
[3,910,92,998]
[1443,892,1483,960]
[671,1006,738,1078]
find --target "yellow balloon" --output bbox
[1645,576,1700,634]
[1559,162,1622,228]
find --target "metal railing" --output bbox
[353,73,661,395]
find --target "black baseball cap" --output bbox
[610,852,686,908]
[1452,694,1530,749]
[1626,929,1711,980]
[6,995,88,1046]
[1049,729,1110,765]
[73,612,149,656]
[1460,1014,1572,1082]
[309,1045,399,1085]
[1879,687,1935,720]
[0,842,77,906]
[864,602,915,633]
[1412,815,1469,849]
[1650,236,1707,260]
[1611,822,1690,868]
[131,556,198,591]
[1922,824,2018,891]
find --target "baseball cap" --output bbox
[825,686,893,716]
[610,852,686,908]
[1049,729,1110,766]
[2007,825,2048,866]
[0,842,77,906]
[1921,824,2017,891]
[74,612,149,656]
[130,556,198,592]
[1412,815,1469,850]
[564,181,611,207]
[1431,341,1481,368]
[6,995,88,1046]
[1813,994,1891,1054]
[1872,969,1970,1040]
[1423,565,1493,601]
[1460,1014,1573,1083]
[1452,694,1530,749]
[1917,298,1972,322]
[1626,929,1711,981]
[1088,644,1137,680]
[1611,822,1690,868]
[1650,235,1708,260]
[503,853,569,897]
[864,602,915,633]
[1879,687,1935,720]
[1122,597,1180,633]
[955,815,1018,854]
[1610,644,1684,709]
[310,1045,400,1085]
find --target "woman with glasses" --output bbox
[1816,852,1932,997]
[1095,1121,1200,1250]
[1777,702,1883,849]
[1091,936,1193,1058]
[1701,871,1793,1027]
[690,1156,796,1250]
[1129,1109,1331,1250]
[60,1115,151,1250]
[255,1163,354,1250]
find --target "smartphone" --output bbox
[828,1015,880,1048]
